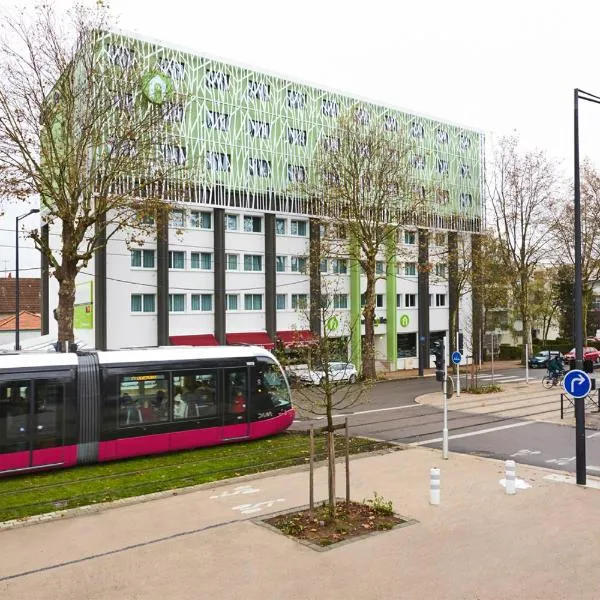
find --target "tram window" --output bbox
[118,373,169,427]
[256,358,292,412]
[33,379,65,449]
[172,371,217,420]
[0,381,30,453]
[225,369,247,423]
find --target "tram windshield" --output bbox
[257,357,292,409]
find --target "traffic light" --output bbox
[433,341,445,382]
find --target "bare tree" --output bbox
[304,110,421,380]
[487,136,560,357]
[0,4,179,346]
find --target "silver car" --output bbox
[299,362,358,385]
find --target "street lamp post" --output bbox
[14,208,40,351]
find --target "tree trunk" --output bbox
[55,260,78,349]
[325,386,336,518]
[362,263,376,380]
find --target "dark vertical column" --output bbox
[448,231,459,357]
[471,233,483,365]
[94,215,107,350]
[417,228,430,376]
[214,208,226,345]
[41,223,49,335]
[309,218,321,335]
[156,208,169,346]
[265,213,276,341]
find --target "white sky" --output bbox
[2,0,600,272]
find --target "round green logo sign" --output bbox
[326,316,339,332]
[399,314,409,328]
[141,72,173,104]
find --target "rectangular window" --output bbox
[131,249,155,269]
[593,296,600,310]
[226,294,238,311]
[169,209,185,228]
[320,259,328,273]
[383,114,398,131]
[434,233,446,246]
[206,110,230,131]
[119,373,169,427]
[159,57,185,79]
[287,127,307,146]
[248,119,270,138]
[460,192,473,209]
[291,256,307,273]
[275,218,286,235]
[437,157,449,174]
[355,107,370,125]
[276,294,287,310]
[404,263,417,276]
[244,254,263,271]
[435,293,446,307]
[332,259,347,274]
[191,294,213,311]
[287,89,306,109]
[411,154,425,169]
[404,230,416,245]
[226,254,239,271]
[436,189,450,205]
[168,251,185,269]
[168,294,186,312]
[436,128,449,144]
[291,294,308,310]
[162,102,184,123]
[404,294,416,308]
[206,151,231,172]
[225,214,238,230]
[429,294,433,307]
[248,158,271,177]
[459,134,471,151]
[397,332,417,358]
[435,263,447,278]
[460,164,472,178]
[131,294,156,313]
[190,252,212,270]
[410,121,424,138]
[333,294,348,309]
[290,220,308,236]
[276,256,287,273]
[376,261,385,275]
[162,144,186,165]
[376,294,384,308]
[107,44,134,69]
[287,164,306,183]
[243,215,263,232]
[396,294,401,308]
[244,294,263,311]
[189,210,212,229]
[172,370,217,420]
[206,69,230,90]
[322,99,339,117]
[247,80,270,101]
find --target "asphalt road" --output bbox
[291,365,600,475]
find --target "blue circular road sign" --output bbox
[562,369,592,398]
[451,351,462,365]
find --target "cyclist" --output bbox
[547,355,564,385]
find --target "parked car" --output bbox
[528,350,563,369]
[298,362,358,385]
[563,347,600,364]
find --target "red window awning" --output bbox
[169,334,219,346]
[277,330,317,347]
[226,331,274,350]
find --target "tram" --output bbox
[0,346,294,475]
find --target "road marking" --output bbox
[586,465,600,473]
[410,420,536,446]
[210,485,259,499]
[294,404,421,422]
[511,449,541,457]
[232,499,285,515]
[545,473,600,489]
[587,431,600,439]
[545,457,575,466]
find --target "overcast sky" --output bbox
[2,0,600,272]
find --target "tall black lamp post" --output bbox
[15,208,40,351]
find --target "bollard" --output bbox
[505,460,516,495]
[429,467,440,505]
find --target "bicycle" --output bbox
[542,370,565,389]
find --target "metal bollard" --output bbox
[505,460,516,495]
[430,467,440,505]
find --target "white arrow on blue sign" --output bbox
[562,369,592,398]
[451,351,462,365]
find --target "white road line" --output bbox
[586,466,600,473]
[293,403,421,422]
[545,473,600,489]
[587,431,600,439]
[410,420,536,446]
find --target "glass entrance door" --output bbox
[222,366,250,440]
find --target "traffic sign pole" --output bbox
[443,336,448,460]
[456,331,460,398]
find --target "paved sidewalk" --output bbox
[1,446,600,600]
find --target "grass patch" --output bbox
[0,433,394,523]
[465,384,503,394]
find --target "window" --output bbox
[323,136,339,151]
[411,155,425,169]
[206,110,230,131]
[287,89,306,109]
[248,158,271,177]
[169,209,185,228]
[226,294,239,311]
[376,294,384,308]
[275,218,286,235]
[410,121,424,138]
[276,294,287,310]
[405,263,417,276]
[191,294,213,311]
[107,44,134,68]
[131,249,155,268]
[405,294,416,308]
[384,114,398,131]
[172,370,217,420]
[404,230,416,245]
[320,259,328,273]
[290,220,307,236]
[243,215,263,232]
[322,99,339,117]
[429,294,432,307]
[244,294,263,310]
[593,295,600,310]
[189,211,211,229]
[131,294,156,313]
[288,164,306,183]
[206,151,231,172]
[460,163,471,178]
[225,214,238,231]
[376,261,385,275]
[190,252,212,270]
[248,119,270,138]
[159,57,185,79]
[226,254,239,271]
[247,80,270,101]
[162,102,184,123]
[244,254,263,271]
[162,144,186,165]
[287,127,307,146]
[436,128,449,144]
[168,251,185,269]
[435,293,446,307]
[113,92,134,111]
[437,158,449,174]
[169,294,186,312]
[459,134,471,151]
[396,294,401,308]
[414,185,426,201]
[355,107,370,125]
[206,69,230,90]
[434,233,446,246]
[291,294,308,309]
[397,333,417,358]
[334,294,348,309]
[291,256,307,273]
[118,373,168,427]
[460,193,473,209]
[436,189,450,205]
[276,256,287,272]
[332,259,347,274]
[435,263,447,278]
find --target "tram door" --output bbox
[221,365,251,440]
[0,378,65,472]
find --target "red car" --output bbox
[563,347,600,364]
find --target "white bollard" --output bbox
[505,460,516,495]
[430,467,441,505]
